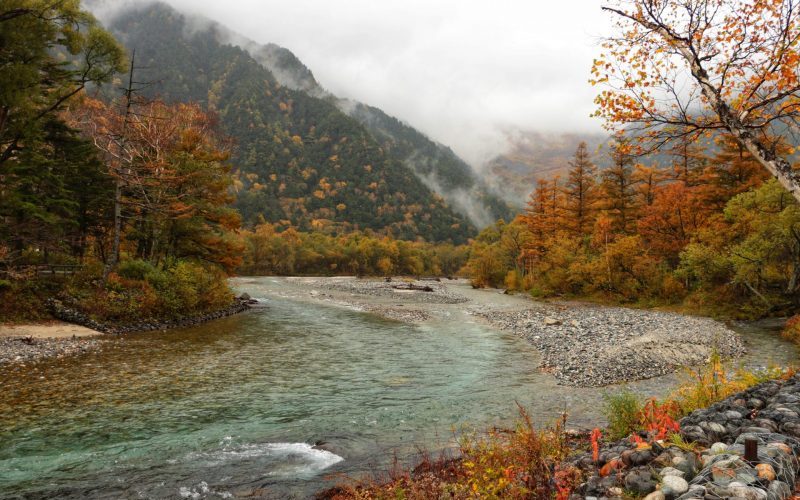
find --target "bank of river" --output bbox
[0,277,795,498]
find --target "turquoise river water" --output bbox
[0,277,796,499]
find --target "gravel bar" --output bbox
[472,303,745,387]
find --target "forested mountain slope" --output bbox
[107,2,476,243]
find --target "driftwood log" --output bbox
[391,284,434,292]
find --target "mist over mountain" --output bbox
[482,131,609,207]
[85,1,514,241]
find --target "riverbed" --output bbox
[0,277,796,499]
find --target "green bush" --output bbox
[73,260,234,323]
[602,390,643,440]
[117,259,157,281]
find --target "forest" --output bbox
[465,137,800,318]
[4,0,800,327]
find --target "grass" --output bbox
[325,406,581,499]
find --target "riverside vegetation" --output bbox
[6,0,800,499]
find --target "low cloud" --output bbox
[89,0,613,166]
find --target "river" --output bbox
[0,278,796,499]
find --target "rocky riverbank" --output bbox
[47,296,255,334]
[472,304,745,387]
[573,374,800,499]
[0,296,258,367]
[0,336,103,365]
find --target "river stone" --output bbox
[660,466,685,478]
[630,449,653,466]
[625,469,656,494]
[701,421,727,434]
[748,398,766,409]
[710,442,728,454]
[728,482,767,500]
[767,480,791,499]
[661,475,689,497]
[756,463,776,481]
[644,492,666,500]
[681,425,707,442]
[780,421,800,438]
[543,317,561,326]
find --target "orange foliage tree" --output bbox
[594,0,800,203]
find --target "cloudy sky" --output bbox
[107,1,615,165]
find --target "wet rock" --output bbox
[643,491,665,500]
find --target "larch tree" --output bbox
[601,137,639,233]
[563,142,599,235]
[593,0,800,202]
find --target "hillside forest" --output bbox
[3,0,800,325]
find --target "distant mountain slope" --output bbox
[106,2,475,243]
[483,132,609,207]
[227,24,514,226]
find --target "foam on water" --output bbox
[180,441,344,478]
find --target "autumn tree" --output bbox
[594,0,800,202]
[523,177,562,255]
[669,137,707,187]
[562,142,598,235]
[601,138,639,234]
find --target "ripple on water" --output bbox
[0,277,796,499]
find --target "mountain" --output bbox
[482,131,609,207]
[99,2,510,242]
[231,22,514,227]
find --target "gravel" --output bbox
[0,336,102,365]
[472,303,745,387]
[316,278,469,304]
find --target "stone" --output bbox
[661,475,689,497]
[701,421,727,434]
[238,292,251,301]
[681,425,707,442]
[767,442,792,455]
[767,480,791,499]
[710,442,728,454]
[630,449,653,466]
[755,463,776,481]
[659,466,684,478]
[672,454,697,477]
[607,486,624,497]
[748,398,765,409]
[625,469,656,494]
[728,483,767,500]
[543,317,561,326]
[643,491,666,500]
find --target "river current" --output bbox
[0,278,796,498]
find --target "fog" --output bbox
[89,0,614,166]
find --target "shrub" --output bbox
[602,390,643,440]
[782,315,800,344]
[117,259,157,281]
